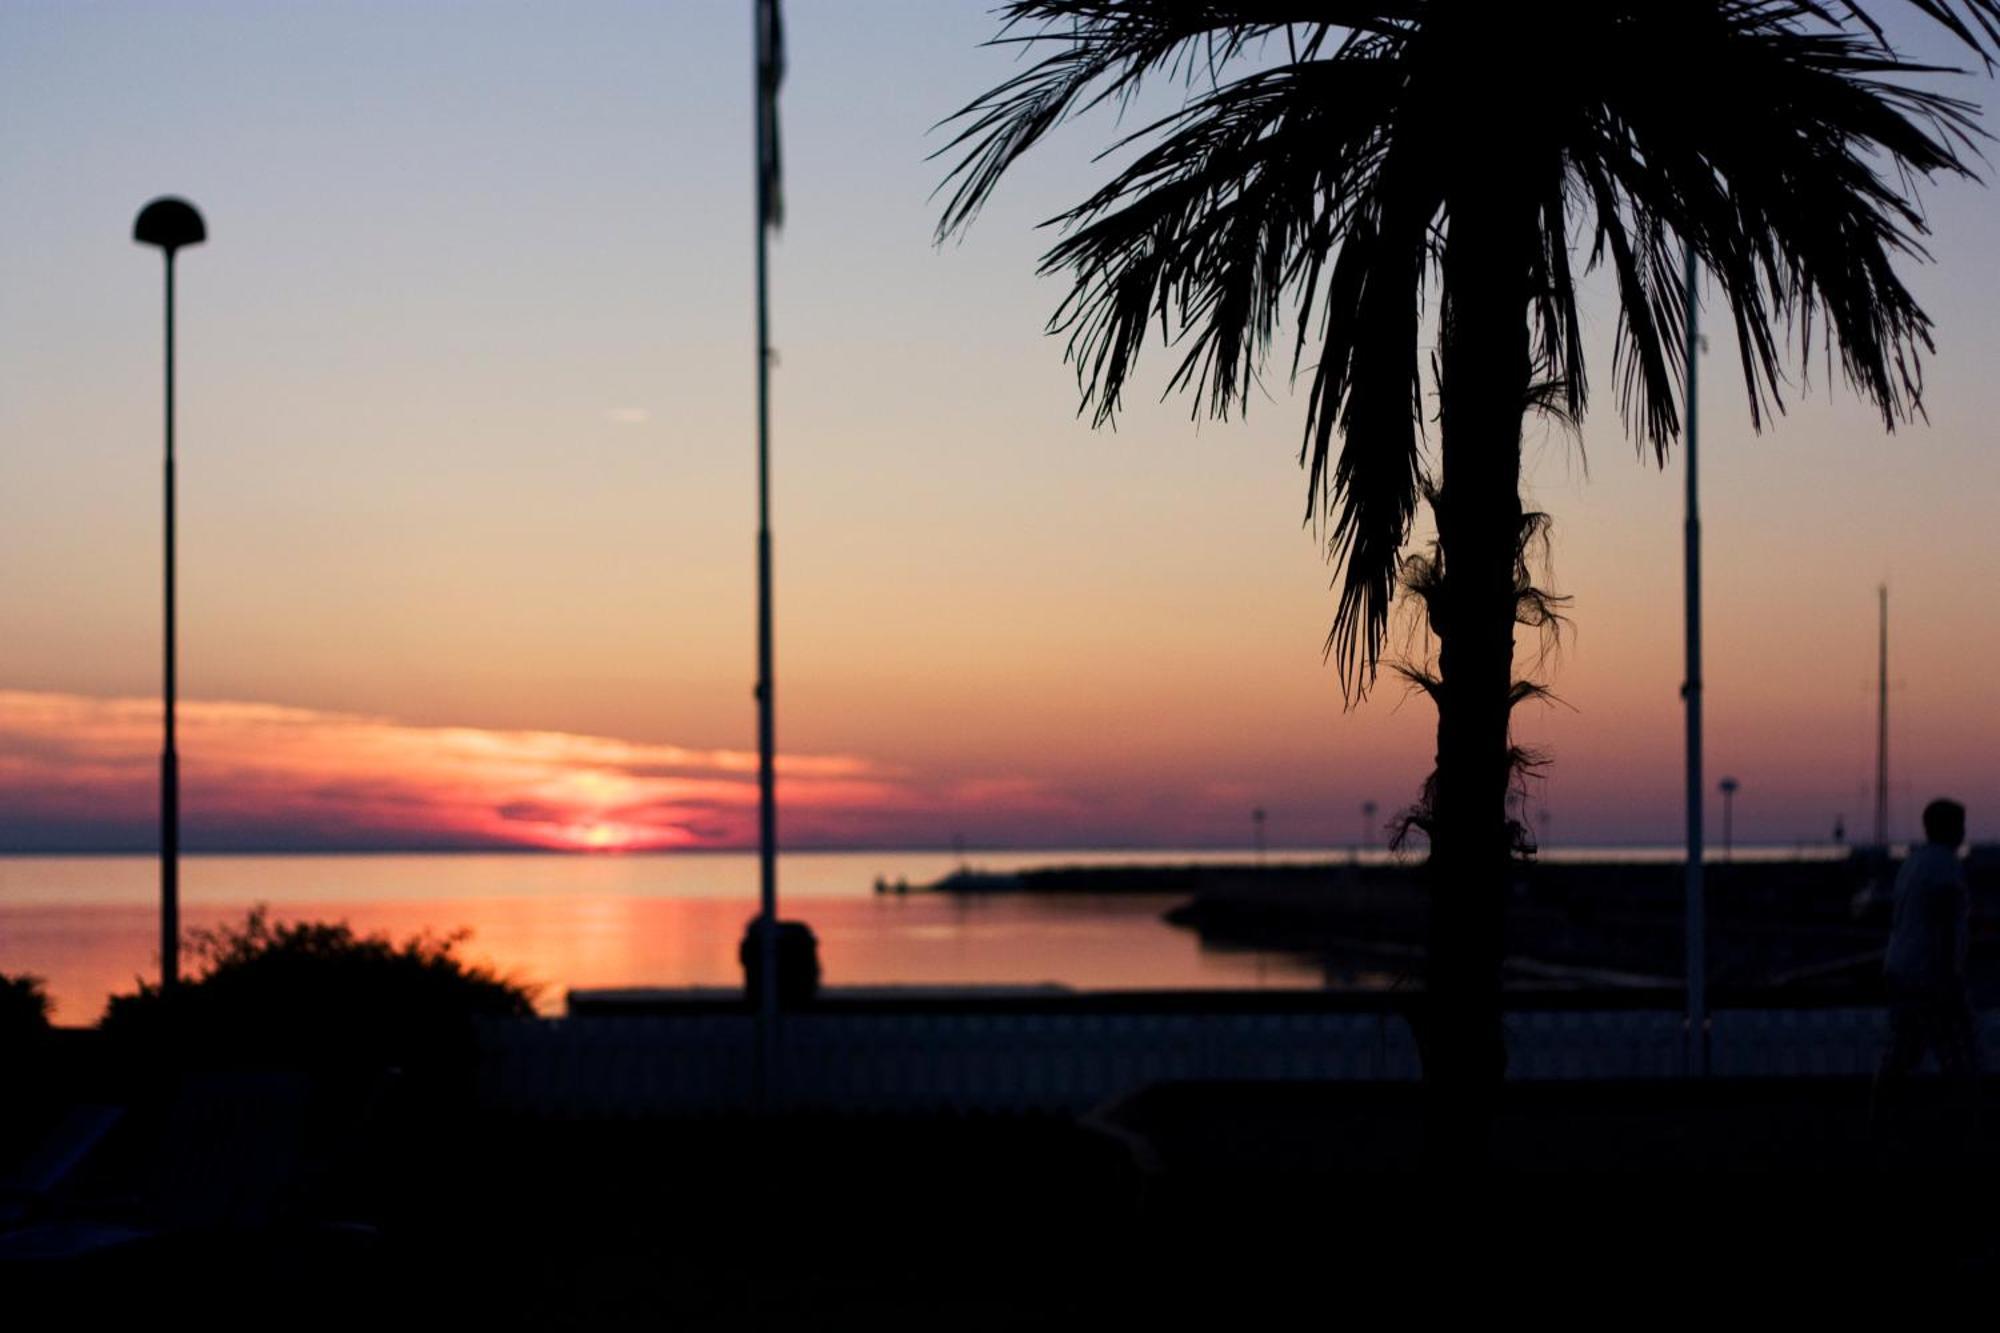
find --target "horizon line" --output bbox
[0,838,1902,859]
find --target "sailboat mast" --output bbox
[1874,585,1888,848]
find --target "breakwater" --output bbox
[917,850,2000,997]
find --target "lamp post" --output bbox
[133,196,205,993]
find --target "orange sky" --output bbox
[2,5,1997,851]
[0,688,1315,852]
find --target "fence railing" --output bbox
[474,993,2000,1117]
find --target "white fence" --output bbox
[474,1005,2000,1117]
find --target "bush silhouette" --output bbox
[100,908,535,1082]
[0,972,52,1045]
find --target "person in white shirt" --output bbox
[1872,798,1977,1125]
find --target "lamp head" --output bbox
[133,197,206,253]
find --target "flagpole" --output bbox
[753,0,781,1110]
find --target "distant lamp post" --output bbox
[1251,807,1267,865]
[1360,800,1379,864]
[133,196,205,993]
[1719,776,1740,864]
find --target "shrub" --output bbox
[0,972,52,1044]
[100,908,536,1082]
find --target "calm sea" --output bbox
[0,844,1837,1023]
[0,849,1353,1024]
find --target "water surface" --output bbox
[0,850,1336,1021]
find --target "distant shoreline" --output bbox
[0,841,1879,859]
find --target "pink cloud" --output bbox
[0,690,916,851]
[0,689,1142,852]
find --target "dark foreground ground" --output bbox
[7,1072,1997,1327]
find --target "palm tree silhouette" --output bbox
[937,1,1998,1148]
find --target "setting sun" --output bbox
[578,823,629,851]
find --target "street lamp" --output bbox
[133,196,205,993]
[1719,776,1740,864]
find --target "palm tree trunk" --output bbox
[1422,180,1535,1166]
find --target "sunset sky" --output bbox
[3,2,1999,852]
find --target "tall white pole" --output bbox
[1682,243,1707,1077]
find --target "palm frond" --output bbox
[934,3,1417,239]
[996,35,1434,694]
[1833,0,2000,60]
[935,0,1993,700]
[1574,2,1982,435]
